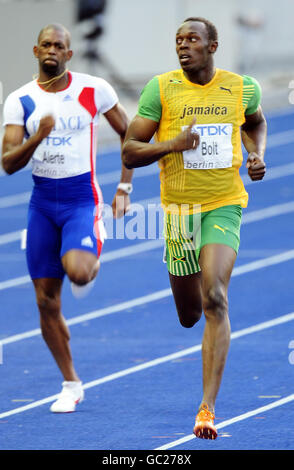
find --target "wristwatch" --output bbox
[117,182,133,194]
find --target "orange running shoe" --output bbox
[193,403,218,440]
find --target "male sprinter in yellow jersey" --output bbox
[122,17,266,439]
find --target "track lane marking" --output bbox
[2,250,294,344]
[0,312,294,418]
[155,393,294,449]
[1,199,294,287]
[0,311,293,419]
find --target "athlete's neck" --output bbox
[37,69,70,92]
[183,66,216,86]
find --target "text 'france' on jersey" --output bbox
[3,71,118,179]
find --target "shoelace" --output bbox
[197,404,215,421]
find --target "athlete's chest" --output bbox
[23,86,99,135]
[163,83,243,124]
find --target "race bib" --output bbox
[32,133,82,178]
[182,123,233,170]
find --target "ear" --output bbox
[33,45,39,59]
[209,41,218,54]
[66,49,73,62]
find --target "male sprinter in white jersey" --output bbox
[1,24,133,413]
[123,17,267,439]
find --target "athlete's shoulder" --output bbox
[217,69,261,87]
[5,80,37,101]
[216,68,244,81]
[242,74,261,89]
[241,74,262,100]
[2,80,37,126]
[156,69,183,82]
[241,75,262,114]
[70,71,114,89]
[71,71,118,113]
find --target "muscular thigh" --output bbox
[163,206,241,323]
[199,243,237,299]
[198,204,241,293]
[169,271,203,327]
[26,207,65,280]
[60,205,105,259]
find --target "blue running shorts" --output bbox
[26,173,105,280]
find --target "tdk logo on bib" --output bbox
[195,125,230,137]
[183,123,233,170]
[45,136,72,146]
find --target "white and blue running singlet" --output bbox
[3,71,118,279]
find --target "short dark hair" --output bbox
[183,17,218,42]
[38,23,71,47]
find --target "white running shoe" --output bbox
[50,381,84,413]
[70,278,96,299]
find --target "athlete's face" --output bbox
[176,21,217,73]
[33,28,73,76]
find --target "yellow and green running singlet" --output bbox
[137,68,261,214]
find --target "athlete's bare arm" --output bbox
[241,106,267,181]
[104,102,134,218]
[122,116,199,169]
[2,115,55,175]
[104,102,133,183]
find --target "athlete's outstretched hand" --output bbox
[112,189,131,219]
[171,117,199,152]
[246,152,266,181]
[36,115,55,140]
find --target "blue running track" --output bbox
[0,109,293,452]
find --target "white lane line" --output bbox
[0,311,293,420]
[0,165,160,208]
[155,394,294,450]
[98,164,160,185]
[0,195,160,244]
[267,128,294,147]
[0,121,292,181]
[0,159,292,210]
[3,193,294,248]
[99,239,163,262]
[0,192,31,208]
[1,197,294,288]
[242,200,294,223]
[1,129,294,210]
[2,250,294,346]
[1,288,171,345]
[0,192,294,249]
[242,162,294,187]
[1,156,293,213]
[0,230,23,245]
[0,239,164,291]
[0,274,31,291]
[231,249,294,276]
